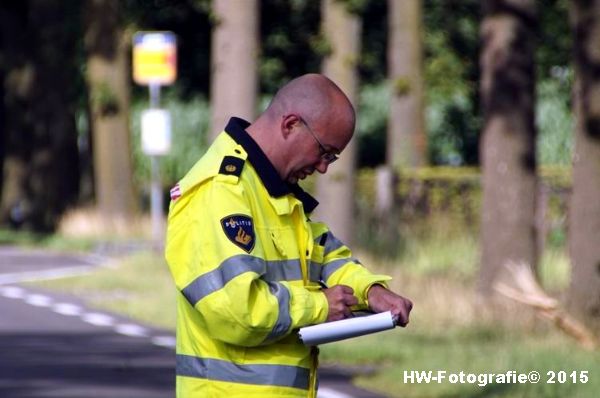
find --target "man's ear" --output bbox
[280,114,300,139]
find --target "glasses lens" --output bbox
[323,153,338,163]
[299,116,339,164]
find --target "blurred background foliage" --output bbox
[0,0,574,242]
[0,0,573,235]
[117,0,574,254]
[120,0,572,187]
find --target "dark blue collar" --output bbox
[224,117,319,213]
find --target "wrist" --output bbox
[366,283,386,308]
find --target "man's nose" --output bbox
[315,160,329,174]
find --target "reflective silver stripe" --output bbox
[321,258,347,281]
[321,257,361,282]
[308,262,322,283]
[176,354,310,390]
[314,231,346,256]
[182,255,303,306]
[264,260,303,282]
[263,281,292,343]
[182,255,265,305]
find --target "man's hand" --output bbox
[322,285,358,322]
[367,284,413,327]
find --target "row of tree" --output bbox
[0,1,598,333]
[0,0,565,229]
[478,0,600,334]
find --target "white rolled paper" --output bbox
[298,311,397,346]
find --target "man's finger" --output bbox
[342,306,353,319]
[339,285,354,295]
[343,294,358,306]
[394,306,411,327]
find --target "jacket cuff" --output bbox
[285,283,329,327]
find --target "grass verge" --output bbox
[321,328,598,398]
[25,251,176,330]
[0,228,98,252]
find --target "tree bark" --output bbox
[314,0,361,246]
[567,0,600,333]
[478,0,539,295]
[387,0,426,168]
[83,0,137,222]
[210,0,259,139]
[0,0,80,231]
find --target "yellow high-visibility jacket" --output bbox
[165,118,391,397]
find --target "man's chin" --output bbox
[287,173,307,184]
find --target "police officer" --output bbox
[165,74,412,397]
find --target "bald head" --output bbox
[264,74,355,139]
[246,74,356,183]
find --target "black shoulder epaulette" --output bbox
[218,156,245,177]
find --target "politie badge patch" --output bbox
[220,214,255,253]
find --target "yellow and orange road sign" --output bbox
[133,31,177,86]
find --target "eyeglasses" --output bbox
[297,116,339,164]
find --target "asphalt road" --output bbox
[0,246,176,398]
[0,293,175,397]
[0,246,387,398]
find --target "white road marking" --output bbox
[0,265,97,285]
[115,323,148,337]
[80,254,110,266]
[24,294,53,307]
[82,313,115,327]
[0,286,25,299]
[152,335,176,348]
[52,303,83,316]
[317,387,355,398]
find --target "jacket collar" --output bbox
[224,117,319,213]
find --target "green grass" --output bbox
[321,328,599,398]
[396,221,479,280]
[26,252,176,329]
[0,228,98,252]
[318,226,594,398]
[21,224,597,398]
[539,247,570,292]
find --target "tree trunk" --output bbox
[0,0,80,232]
[567,0,600,333]
[387,0,426,169]
[210,0,259,139]
[314,0,361,246]
[83,0,137,222]
[478,0,539,295]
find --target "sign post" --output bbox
[133,31,177,249]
